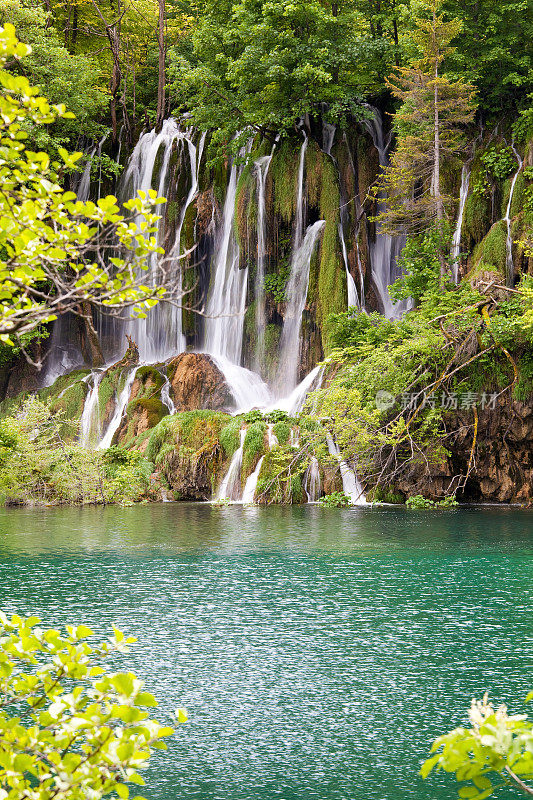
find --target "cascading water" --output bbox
[304,456,322,502]
[277,221,326,396]
[98,366,139,450]
[339,223,359,309]
[294,135,308,249]
[217,428,246,501]
[160,374,176,415]
[203,159,248,364]
[106,119,203,362]
[450,164,471,283]
[254,152,274,372]
[80,371,104,446]
[325,433,367,506]
[242,456,265,503]
[363,108,409,320]
[271,364,323,416]
[504,144,523,287]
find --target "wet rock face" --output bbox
[393,398,533,504]
[168,353,233,412]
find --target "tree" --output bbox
[167,0,369,152]
[374,0,476,276]
[421,692,533,797]
[0,24,172,360]
[0,610,186,799]
[0,0,107,150]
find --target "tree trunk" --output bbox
[433,53,446,281]
[155,0,166,130]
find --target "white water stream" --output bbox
[98,367,139,450]
[326,433,366,505]
[450,164,471,283]
[254,152,274,372]
[504,144,523,286]
[277,221,326,395]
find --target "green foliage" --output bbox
[421,692,533,797]
[0,397,152,506]
[319,490,351,507]
[264,268,290,304]
[390,224,454,303]
[167,0,369,154]
[242,421,267,478]
[0,611,184,800]
[0,25,166,349]
[219,417,243,458]
[480,145,517,181]
[272,421,291,444]
[406,494,458,508]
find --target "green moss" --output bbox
[220,417,243,458]
[509,172,526,218]
[242,421,267,479]
[146,410,232,463]
[271,139,298,223]
[462,159,492,248]
[471,220,507,276]
[272,421,291,444]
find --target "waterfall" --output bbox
[322,121,336,156]
[294,135,308,249]
[325,433,366,505]
[304,456,322,502]
[339,223,359,309]
[203,159,248,364]
[77,146,96,202]
[242,456,265,503]
[218,428,246,501]
[504,144,523,287]
[80,371,104,446]
[97,366,139,449]
[270,364,323,415]
[450,165,471,283]
[277,221,326,395]
[254,152,273,372]
[112,119,202,362]
[160,373,176,415]
[210,356,271,413]
[363,108,409,320]
[267,424,278,449]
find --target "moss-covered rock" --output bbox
[146,410,233,500]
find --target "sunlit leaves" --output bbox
[0,610,182,800]
[0,25,168,346]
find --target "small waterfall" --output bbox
[242,456,265,503]
[203,158,248,364]
[210,356,271,413]
[450,165,471,283]
[98,366,139,450]
[80,371,104,446]
[304,457,322,502]
[325,433,366,505]
[339,222,359,309]
[294,134,308,249]
[160,373,176,415]
[270,364,323,415]
[254,153,273,372]
[322,121,336,156]
[277,221,326,395]
[218,428,246,501]
[504,144,523,286]
[363,108,409,320]
[267,424,278,449]
[77,146,96,201]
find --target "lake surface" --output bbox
[0,503,531,799]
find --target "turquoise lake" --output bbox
[0,503,531,799]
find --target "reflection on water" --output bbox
[0,504,531,799]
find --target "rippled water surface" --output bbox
[0,503,532,799]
